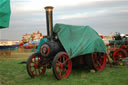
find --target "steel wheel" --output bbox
[52,52,72,80]
[92,53,106,71]
[26,53,46,78]
[86,53,106,71]
[113,49,127,64]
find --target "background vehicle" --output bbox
[108,32,128,64]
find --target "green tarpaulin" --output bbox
[53,23,106,58]
[0,0,11,28]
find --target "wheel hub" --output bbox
[40,44,50,56]
[118,53,123,58]
[34,63,40,69]
[59,63,64,69]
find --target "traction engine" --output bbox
[26,6,107,80]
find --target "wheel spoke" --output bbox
[97,57,102,68]
[56,60,61,64]
[61,56,63,62]
[30,63,34,67]
[63,56,65,63]
[38,69,41,74]
[58,69,62,76]
[31,58,35,63]
[97,61,102,67]
[99,58,103,65]
[30,67,35,72]
[34,58,36,63]
[33,68,37,76]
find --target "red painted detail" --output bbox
[120,45,126,49]
[40,44,50,56]
[29,54,46,77]
[100,35,103,39]
[92,53,106,71]
[55,54,72,79]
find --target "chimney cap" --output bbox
[45,6,54,11]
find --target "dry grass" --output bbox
[0,52,32,60]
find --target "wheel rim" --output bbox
[113,51,126,64]
[55,54,72,79]
[92,53,106,71]
[28,53,46,77]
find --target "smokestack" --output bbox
[45,6,54,37]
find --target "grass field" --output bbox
[0,52,128,85]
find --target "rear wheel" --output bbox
[86,53,106,71]
[52,52,72,80]
[26,53,46,78]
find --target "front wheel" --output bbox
[52,52,72,80]
[26,53,46,78]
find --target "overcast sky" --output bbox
[0,0,128,40]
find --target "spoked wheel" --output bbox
[113,49,127,64]
[52,52,72,80]
[26,53,46,78]
[86,53,106,71]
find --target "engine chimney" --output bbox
[45,6,54,38]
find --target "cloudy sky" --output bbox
[0,0,128,40]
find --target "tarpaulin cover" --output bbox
[0,0,11,28]
[53,23,106,58]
